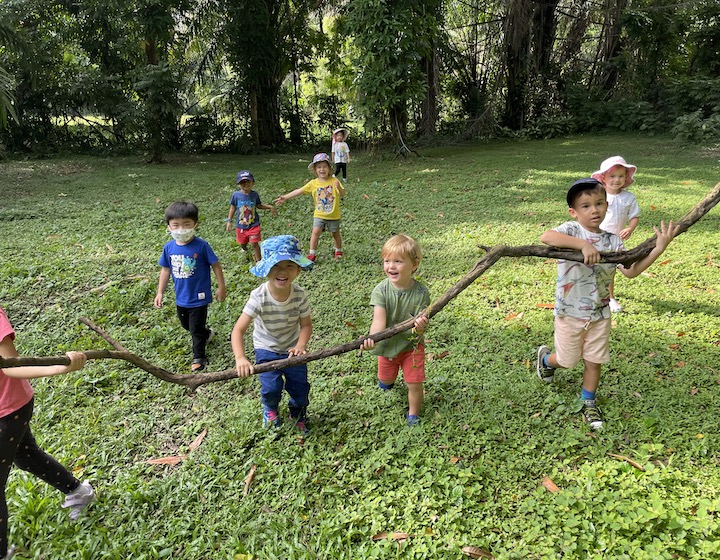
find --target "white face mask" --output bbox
[168,228,195,243]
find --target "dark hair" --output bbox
[165,201,199,224]
[566,178,604,208]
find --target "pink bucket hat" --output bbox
[591,156,637,187]
[307,152,332,173]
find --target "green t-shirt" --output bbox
[369,277,430,358]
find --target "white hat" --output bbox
[591,156,637,187]
[332,128,349,141]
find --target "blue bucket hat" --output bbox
[250,235,314,278]
[236,170,255,183]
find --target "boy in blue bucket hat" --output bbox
[231,235,314,434]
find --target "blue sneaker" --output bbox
[262,409,281,428]
[406,414,421,427]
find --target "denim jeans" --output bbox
[255,349,310,420]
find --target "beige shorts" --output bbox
[554,316,611,368]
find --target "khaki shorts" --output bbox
[312,218,341,232]
[554,316,611,368]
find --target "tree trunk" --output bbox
[417,47,439,138]
[503,0,532,129]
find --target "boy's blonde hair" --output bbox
[381,234,422,262]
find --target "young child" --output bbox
[274,153,346,262]
[361,234,430,426]
[592,156,641,312]
[231,235,314,434]
[154,201,227,372]
[1,307,95,560]
[331,128,350,180]
[536,178,679,429]
[226,170,278,262]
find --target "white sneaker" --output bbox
[62,480,95,520]
[609,298,623,313]
[4,545,16,560]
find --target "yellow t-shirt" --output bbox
[300,178,342,220]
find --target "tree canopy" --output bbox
[1,0,719,155]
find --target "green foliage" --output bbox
[2,135,720,558]
[671,110,720,145]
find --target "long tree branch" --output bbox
[2,182,719,391]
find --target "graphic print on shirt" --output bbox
[171,253,197,279]
[316,186,335,214]
[240,203,256,227]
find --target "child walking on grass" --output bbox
[1,307,95,560]
[226,170,278,262]
[536,178,679,430]
[231,235,314,434]
[331,128,350,180]
[154,201,227,372]
[592,156,641,313]
[361,234,430,426]
[274,153,346,262]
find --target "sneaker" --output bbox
[207,328,216,344]
[306,253,316,262]
[262,409,281,429]
[582,399,604,430]
[293,418,310,435]
[609,298,623,313]
[536,346,555,383]
[4,545,16,560]
[334,250,343,260]
[406,414,421,427]
[378,380,394,391]
[62,480,95,521]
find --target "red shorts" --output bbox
[377,344,425,384]
[236,225,261,244]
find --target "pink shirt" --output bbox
[0,307,34,418]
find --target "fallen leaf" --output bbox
[677,332,686,337]
[372,532,410,542]
[542,476,560,493]
[535,303,555,309]
[147,455,187,465]
[669,343,681,349]
[243,464,257,496]
[450,457,462,464]
[650,204,657,210]
[344,321,357,329]
[676,361,686,368]
[363,194,369,199]
[357,389,363,396]
[659,259,671,265]
[406,212,415,219]
[504,312,524,320]
[633,391,642,399]
[607,453,645,471]
[188,429,207,451]
[461,546,494,559]
[690,387,698,395]
[371,532,389,541]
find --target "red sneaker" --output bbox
[334,250,343,260]
[307,254,316,262]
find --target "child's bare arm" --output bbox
[288,315,312,356]
[226,205,236,232]
[362,306,387,350]
[619,216,639,240]
[1,336,86,379]
[231,313,254,377]
[620,220,680,278]
[258,203,278,216]
[334,179,346,198]
[154,267,171,308]
[274,188,304,206]
[212,262,226,302]
[541,229,600,265]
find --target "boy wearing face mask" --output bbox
[154,201,227,372]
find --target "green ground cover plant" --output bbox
[2,134,720,559]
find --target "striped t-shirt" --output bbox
[243,282,311,353]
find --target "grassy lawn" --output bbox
[2,134,720,559]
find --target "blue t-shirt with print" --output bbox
[159,237,219,308]
[230,190,262,230]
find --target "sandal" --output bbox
[191,359,207,372]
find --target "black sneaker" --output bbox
[582,399,604,430]
[536,346,555,383]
